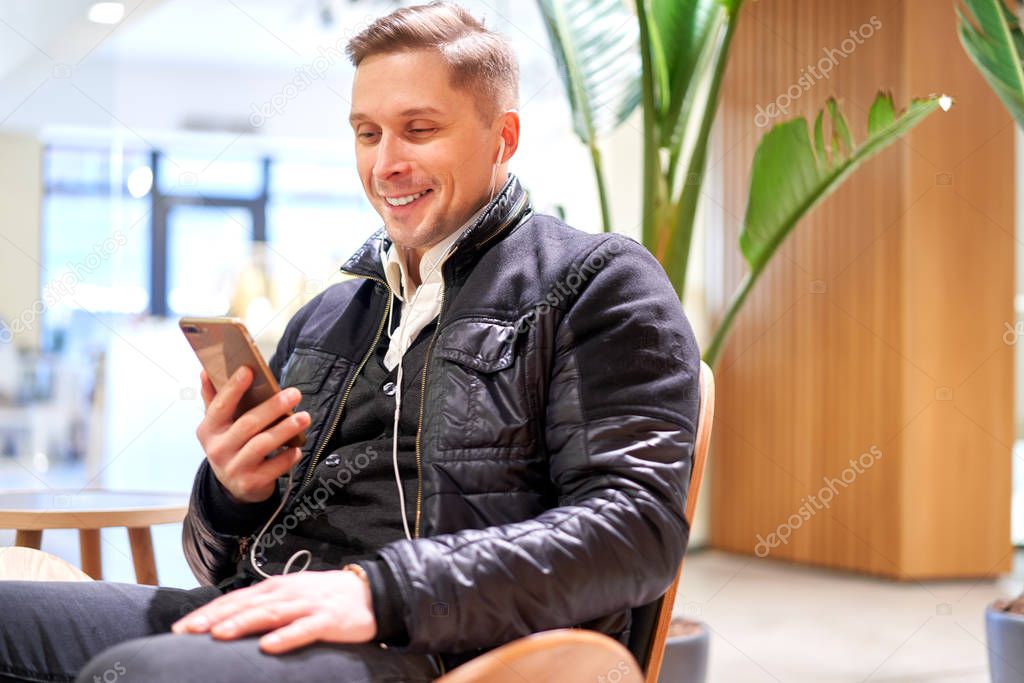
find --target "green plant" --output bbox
[958,0,1024,126]
[537,0,947,366]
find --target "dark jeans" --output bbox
[0,580,440,683]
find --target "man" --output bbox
[0,3,700,682]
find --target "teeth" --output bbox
[385,190,429,206]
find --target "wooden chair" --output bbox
[0,546,94,582]
[438,360,715,683]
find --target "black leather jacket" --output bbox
[182,175,701,658]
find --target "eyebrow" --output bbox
[349,106,445,124]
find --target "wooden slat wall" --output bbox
[708,0,1013,578]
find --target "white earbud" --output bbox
[488,137,506,202]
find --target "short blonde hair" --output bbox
[346,2,519,122]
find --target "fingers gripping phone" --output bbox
[179,316,306,450]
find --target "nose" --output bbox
[372,132,411,184]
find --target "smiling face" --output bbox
[350,49,516,254]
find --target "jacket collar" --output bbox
[340,174,532,281]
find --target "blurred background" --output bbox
[0,0,608,580]
[1,1,1022,681]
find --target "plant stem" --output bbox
[703,267,759,367]
[635,0,660,248]
[588,140,612,233]
[665,16,739,301]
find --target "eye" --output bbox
[356,128,380,143]
[408,127,437,137]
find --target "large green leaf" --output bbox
[701,92,948,365]
[647,0,736,149]
[740,93,946,272]
[958,0,1024,128]
[536,0,642,142]
[634,0,741,289]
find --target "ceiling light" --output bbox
[88,2,125,25]
[126,166,153,198]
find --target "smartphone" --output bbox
[179,316,306,450]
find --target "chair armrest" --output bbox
[435,629,643,683]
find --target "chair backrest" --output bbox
[0,547,94,582]
[626,361,715,683]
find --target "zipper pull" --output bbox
[238,535,251,560]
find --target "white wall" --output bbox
[0,132,42,351]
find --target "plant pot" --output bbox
[658,622,709,683]
[986,604,1024,683]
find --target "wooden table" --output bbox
[0,489,188,585]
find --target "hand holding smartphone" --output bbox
[181,317,306,449]
[182,317,311,504]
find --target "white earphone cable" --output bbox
[249,466,311,578]
[389,235,460,541]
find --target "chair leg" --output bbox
[127,526,158,585]
[15,530,42,549]
[78,529,103,580]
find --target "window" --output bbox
[41,143,380,335]
[166,205,254,316]
[42,147,152,320]
[267,160,378,297]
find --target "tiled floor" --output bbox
[2,458,1020,682]
[677,549,1023,682]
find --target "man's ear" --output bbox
[497,109,520,164]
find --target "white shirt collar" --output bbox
[380,202,488,301]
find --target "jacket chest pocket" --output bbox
[435,319,535,452]
[279,347,345,452]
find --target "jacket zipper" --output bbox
[412,193,530,538]
[413,284,445,539]
[299,274,392,491]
